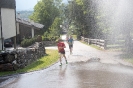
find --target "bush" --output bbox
[21,37,36,47]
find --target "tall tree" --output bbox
[30,0,62,34]
[65,0,111,39]
[66,0,95,38]
[49,17,62,39]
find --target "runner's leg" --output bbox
[63,54,68,64]
[59,53,62,66]
[69,45,71,54]
[70,45,73,54]
[71,45,73,54]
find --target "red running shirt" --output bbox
[57,42,65,52]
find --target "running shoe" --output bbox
[66,60,68,64]
[59,63,62,66]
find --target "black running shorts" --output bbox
[59,51,65,54]
[69,45,73,49]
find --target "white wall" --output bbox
[1,8,16,39]
[0,17,2,50]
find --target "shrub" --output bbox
[21,37,36,47]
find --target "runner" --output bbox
[68,36,74,54]
[57,39,68,66]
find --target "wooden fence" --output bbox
[81,36,107,49]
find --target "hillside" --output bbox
[16,11,33,20]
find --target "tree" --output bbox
[65,0,96,38]
[65,0,112,39]
[30,0,62,34]
[49,17,62,40]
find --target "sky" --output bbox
[16,0,68,11]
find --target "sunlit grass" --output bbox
[72,35,77,40]
[124,59,133,64]
[107,44,123,51]
[123,57,133,65]
[0,49,59,76]
[80,40,124,51]
[119,53,133,64]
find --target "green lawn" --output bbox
[119,53,133,64]
[124,59,133,64]
[0,49,59,76]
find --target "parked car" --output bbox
[4,39,13,47]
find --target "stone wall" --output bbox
[0,42,46,71]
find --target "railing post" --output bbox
[88,39,91,45]
[104,39,107,49]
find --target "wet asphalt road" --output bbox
[0,35,133,88]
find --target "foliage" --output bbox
[42,31,60,41]
[65,0,115,39]
[72,35,77,40]
[20,37,36,47]
[30,0,63,34]
[65,0,91,38]
[49,17,62,38]
[0,49,59,76]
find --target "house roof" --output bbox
[16,18,44,29]
[0,0,15,9]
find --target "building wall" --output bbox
[0,0,16,50]
[1,8,16,39]
[0,11,2,50]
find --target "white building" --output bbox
[0,0,44,50]
[0,0,16,50]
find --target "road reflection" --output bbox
[59,65,67,80]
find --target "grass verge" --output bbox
[0,49,59,76]
[80,41,103,50]
[120,53,133,65]
[80,40,133,65]
[72,35,77,40]
[124,59,133,64]
[80,41,123,51]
